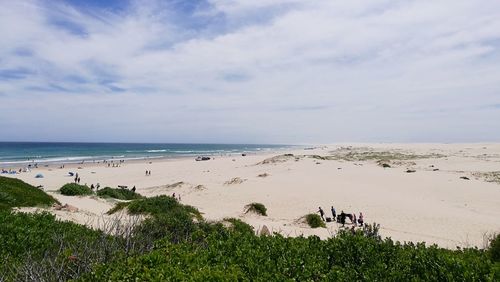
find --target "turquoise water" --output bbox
[0,142,292,166]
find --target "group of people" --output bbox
[74,173,81,184]
[172,193,181,201]
[90,183,101,191]
[318,206,364,227]
[145,170,152,176]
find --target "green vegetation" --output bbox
[305,213,325,228]
[84,229,498,281]
[1,208,499,281]
[329,147,445,162]
[0,210,123,281]
[1,176,499,280]
[490,233,500,262]
[245,202,267,216]
[60,183,93,196]
[0,176,58,210]
[97,187,142,200]
[473,171,500,185]
[107,195,202,220]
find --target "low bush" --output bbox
[107,195,202,220]
[489,233,500,262]
[84,230,498,281]
[305,213,325,228]
[0,210,125,281]
[97,187,142,200]
[60,183,93,196]
[223,218,255,235]
[2,205,499,281]
[0,176,58,210]
[245,202,267,216]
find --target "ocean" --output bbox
[0,142,292,166]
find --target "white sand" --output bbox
[6,143,500,248]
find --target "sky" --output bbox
[0,0,500,144]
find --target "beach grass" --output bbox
[245,202,267,216]
[328,147,445,162]
[473,171,500,184]
[107,195,202,220]
[305,213,325,228]
[0,176,58,210]
[60,183,93,196]
[97,187,142,200]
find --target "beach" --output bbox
[5,143,500,249]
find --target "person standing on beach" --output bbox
[331,206,336,221]
[340,211,346,226]
[318,207,325,221]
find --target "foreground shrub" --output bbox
[244,202,267,216]
[107,195,202,220]
[223,218,255,235]
[2,206,499,281]
[0,176,58,210]
[305,213,325,228]
[489,233,500,262]
[60,183,93,196]
[85,230,497,281]
[0,210,126,281]
[97,187,142,200]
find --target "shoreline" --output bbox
[0,144,300,168]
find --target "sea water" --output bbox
[0,142,292,166]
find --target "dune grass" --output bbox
[97,187,142,200]
[60,183,93,196]
[107,195,202,220]
[305,213,325,228]
[329,147,445,162]
[0,176,58,210]
[245,202,267,216]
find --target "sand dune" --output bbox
[7,143,500,248]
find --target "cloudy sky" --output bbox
[1,0,499,144]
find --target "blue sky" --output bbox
[0,0,500,143]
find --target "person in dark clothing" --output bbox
[358,212,364,226]
[90,184,94,190]
[318,207,325,221]
[339,210,346,226]
[331,206,336,221]
[132,186,136,192]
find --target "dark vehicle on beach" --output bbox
[195,156,211,161]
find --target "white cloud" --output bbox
[0,0,499,143]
